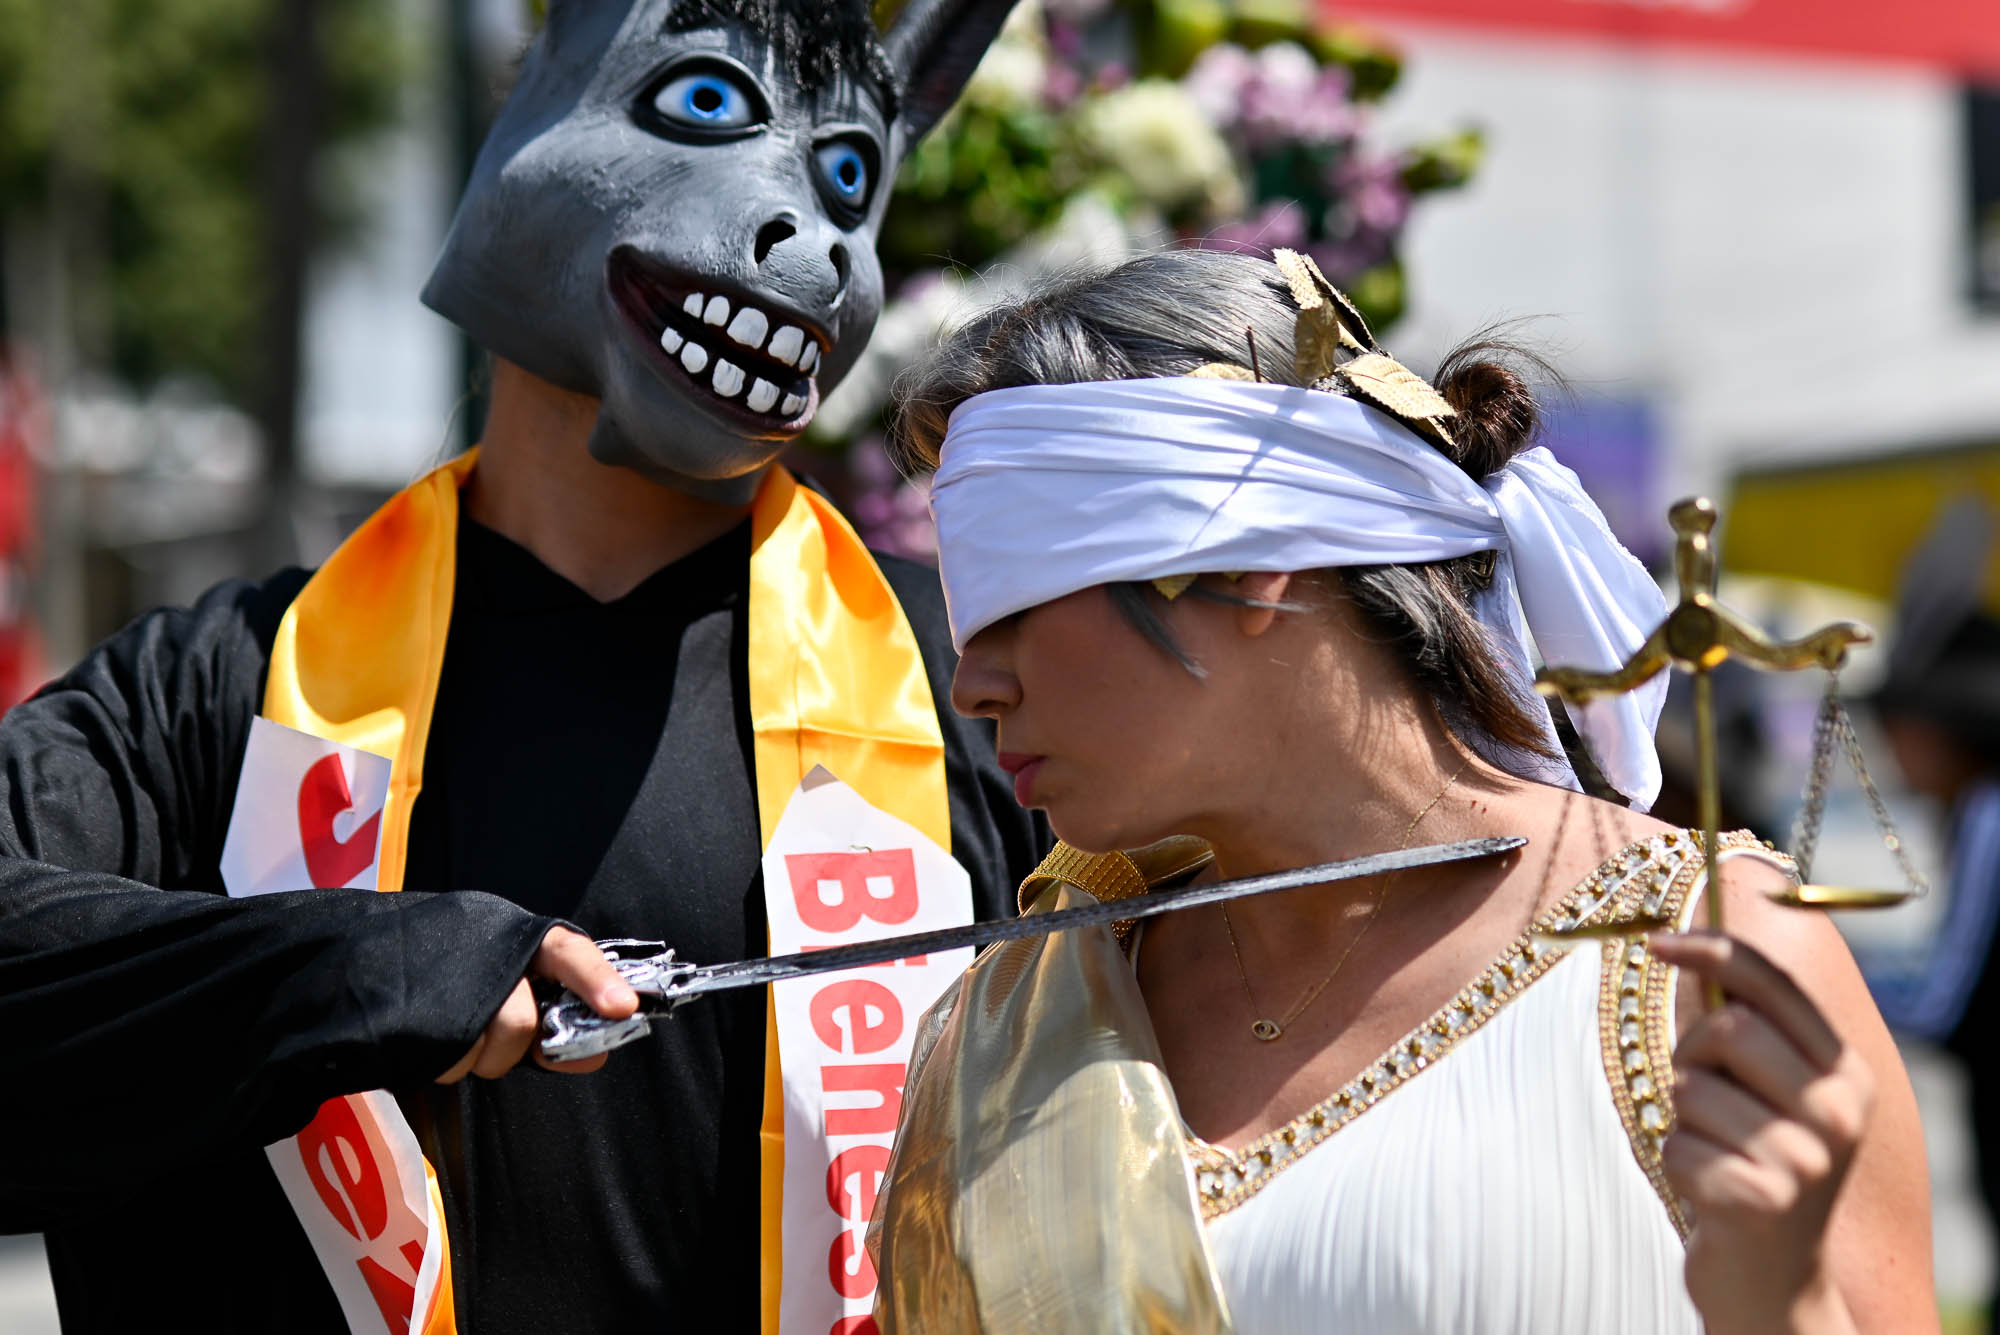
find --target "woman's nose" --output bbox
[950,634,1021,720]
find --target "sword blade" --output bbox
[671,835,1525,999]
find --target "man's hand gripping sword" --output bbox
[538,939,702,1063]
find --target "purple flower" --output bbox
[1042,0,1115,23]
[1044,59,1086,108]
[1334,153,1410,234]
[1183,43,1258,130]
[1240,67,1357,150]
[847,437,938,561]
[1195,199,1309,256]
[1300,238,1376,281]
[1045,17,1085,62]
[1189,42,1357,153]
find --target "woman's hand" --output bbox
[436,926,639,1083]
[1651,931,1873,1335]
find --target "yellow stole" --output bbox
[262,452,947,1334]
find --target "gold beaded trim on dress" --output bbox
[1184,830,1760,1221]
[1594,829,1795,1240]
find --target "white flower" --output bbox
[813,195,1145,441]
[811,274,970,441]
[1079,80,1244,216]
[1254,41,1322,96]
[964,3,1051,112]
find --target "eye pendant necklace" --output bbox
[1221,759,1468,1043]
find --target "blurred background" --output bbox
[2,0,1998,1329]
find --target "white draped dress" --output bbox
[1168,831,1789,1334]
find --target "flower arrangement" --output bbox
[836,0,1484,554]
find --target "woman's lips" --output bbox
[996,753,1046,806]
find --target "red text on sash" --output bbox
[294,1094,432,1335]
[783,849,927,1334]
[297,752,384,889]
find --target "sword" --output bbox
[538,835,1526,1062]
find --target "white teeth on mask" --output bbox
[767,325,805,366]
[726,307,768,350]
[658,292,821,413]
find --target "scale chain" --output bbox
[1837,694,1929,896]
[1788,677,1842,883]
[1788,670,1928,896]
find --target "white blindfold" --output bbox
[928,377,1670,809]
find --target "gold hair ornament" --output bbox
[1161,250,1457,601]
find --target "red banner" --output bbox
[1324,0,2000,77]
[0,354,42,712]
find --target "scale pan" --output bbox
[1770,884,1914,910]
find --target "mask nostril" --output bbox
[755,218,797,266]
[829,242,850,293]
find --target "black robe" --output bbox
[0,516,1042,1333]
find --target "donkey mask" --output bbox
[424,0,1017,502]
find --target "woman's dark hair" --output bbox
[890,248,1564,762]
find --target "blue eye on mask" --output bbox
[655,70,761,130]
[817,142,870,205]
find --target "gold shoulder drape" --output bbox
[871,848,1235,1334]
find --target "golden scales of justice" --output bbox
[1535,496,1930,954]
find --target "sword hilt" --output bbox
[537,939,702,1063]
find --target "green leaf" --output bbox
[1400,127,1485,194]
[1346,259,1406,332]
[1231,0,1314,50]
[1137,0,1232,78]
[1309,23,1404,100]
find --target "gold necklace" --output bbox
[1221,759,1468,1043]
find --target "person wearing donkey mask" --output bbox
[0,3,1039,1332]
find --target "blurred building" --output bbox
[1337,0,2000,579]
[299,0,529,495]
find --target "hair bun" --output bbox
[1431,338,1549,479]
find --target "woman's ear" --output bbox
[1234,571,1294,638]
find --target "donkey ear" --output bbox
[882,0,1023,145]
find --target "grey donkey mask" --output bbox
[423,0,1018,502]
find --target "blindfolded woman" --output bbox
[868,249,1935,1335]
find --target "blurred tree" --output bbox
[875,0,1480,334]
[0,0,405,404]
